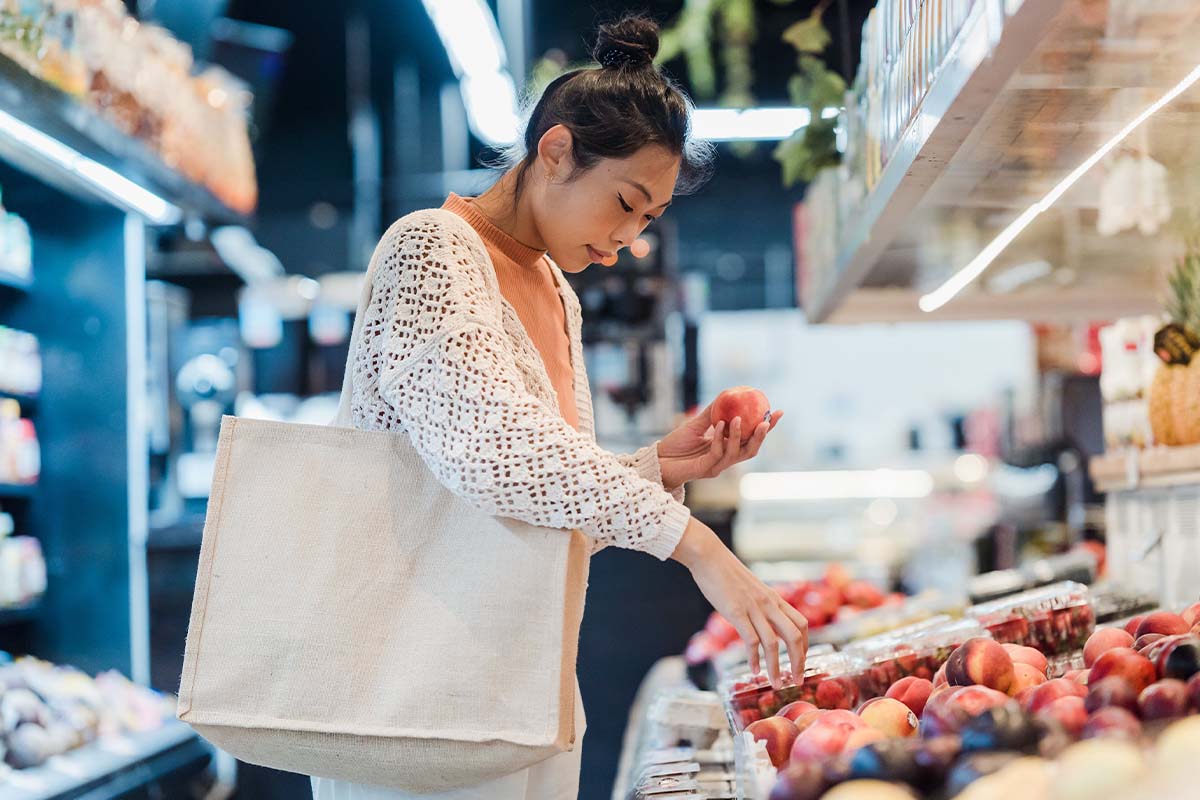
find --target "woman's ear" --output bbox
[536,124,574,182]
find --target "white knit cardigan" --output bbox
[348,208,690,560]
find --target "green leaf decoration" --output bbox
[783,7,831,54]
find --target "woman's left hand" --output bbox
[657,402,783,491]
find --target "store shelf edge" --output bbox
[805,0,1067,323]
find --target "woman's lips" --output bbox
[587,245,613,263]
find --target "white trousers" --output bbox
[311,680,586,800]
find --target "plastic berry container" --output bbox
[722,652,868,732]
[844,617,990,697]
[966,581,1095,656]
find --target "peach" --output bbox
[1037,696,1087,737]
[815,676,861,710]
[1023,679,1086,714]
[1085,676,1140,715]
[932,663,948,688]
[748,717,801,768]
[858,697,918,738]
[1181,602,1200,628]
[793,710,824,733]
[1084,628,1135,668]
[1134,611,1189,639]
[1133,633,1165,652]
[1081,707,1143,741]
[790,713,859,762]
[885,676,934,717]
[1088,647,1157,695]
[946,685,1011,718]
[843,727,887,752]
[778,701,820,723]
[1138,679,1189,720]
[818,709,867,729]
[1063,669,1089,685]
[711,386,770,442]
[1011,662,1048,694]
[769,761,827,800]
[1123,616,1145,638]
[945,638,1016,694]
[1002,643,1049,674]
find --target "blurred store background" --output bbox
[0,0,1197,798]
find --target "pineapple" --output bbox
[1150,244,1200,446]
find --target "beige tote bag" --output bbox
[177,236,589,792]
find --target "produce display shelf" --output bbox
[0,721,211,800]
[0,600,41,625]
[805,0,1064,323]
[1090,445,1200,492]
[0,272,32,293]
[0,52,243,225]
[0,482,35,499]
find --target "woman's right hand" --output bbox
[672,517,809,687]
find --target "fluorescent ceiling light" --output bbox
[693,107,813,141]
[919,61,1200,313]
[420,0,506,77]
[740,469,935,502]
[461,72,521,146]
[0,108,181,225]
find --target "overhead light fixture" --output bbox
[0,109,181,225]
[740,469,935,502]
[420,0,519,147]
[919,61,1200,313]
[691,107,839,142]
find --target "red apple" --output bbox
[945,638,1016,694]
[1082,707,1143,741]
[748,716,801,768]
[1088,647,1157,695]
[1037,695,1087,737]
[710,386,771,442]
[1085,676,1140,714]
[1084,628,1136,668]
[886,676,934,717]
[778,701,820,723]
[1001,644,1049,675]
[1135,612,1189,639]
[1138,679,1189,720]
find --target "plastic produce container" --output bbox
[966,581,1095,656]
[845,617,991,696]
[722,652,868,731]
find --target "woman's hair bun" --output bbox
[593,15,659,70]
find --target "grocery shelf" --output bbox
[0,482,35,499]
[0,721,212,800]
[0,600,41,626]
[1090,445,1200,492]
[0,52,243,225]
[804,0,1200,324]
[0,272,33,293]
[805,0,1065,322]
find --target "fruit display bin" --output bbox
[722,652,868,732]
[966,581,1095,656]
[844,617,991,697]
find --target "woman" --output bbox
[313,14,808,800]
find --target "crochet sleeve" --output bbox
[618,446,686,505]
[363,213,690,560]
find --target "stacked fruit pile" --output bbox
[735,602,1200,800]
[687,566,900,669]
[846,619,989,698]
[726,654,867,730]
[0,654,175,770]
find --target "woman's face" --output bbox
[530,127,681,273]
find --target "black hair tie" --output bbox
[600,47,649,69]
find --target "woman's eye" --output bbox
[618,194,633,213]
[644,215,656,224]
